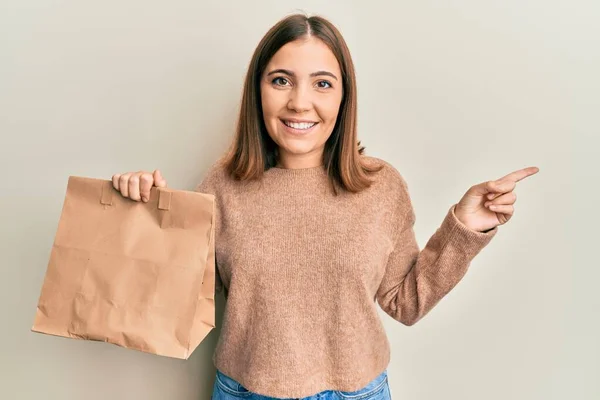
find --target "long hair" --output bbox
[221,12,384,195]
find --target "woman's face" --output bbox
[260,37,343,169]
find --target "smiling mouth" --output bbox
[280,119,319,130]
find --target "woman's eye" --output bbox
[317,80,332,89]
[272,77,289,86]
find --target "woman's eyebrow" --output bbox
[266,68,338,81]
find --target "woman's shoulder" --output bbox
[362,155,409,191]
[194,158,229,195]
[362,155,414,221]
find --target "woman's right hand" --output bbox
[111,170,168,202]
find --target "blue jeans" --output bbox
[211,369,391,400]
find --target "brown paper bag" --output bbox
[31,176,216,359]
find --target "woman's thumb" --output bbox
[153,169,167,188]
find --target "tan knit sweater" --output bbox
[195,155,497,398]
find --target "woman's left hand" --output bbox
[454,166,540,233]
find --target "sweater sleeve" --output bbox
[194,165,224,295]
[375,171,498,326]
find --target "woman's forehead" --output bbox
[266,38,340,76]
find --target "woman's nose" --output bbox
[287,87,312,113]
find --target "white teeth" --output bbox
[283,120,316,130]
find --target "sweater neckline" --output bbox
[266,164,326,177]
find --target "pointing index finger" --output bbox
[498,166,540,183]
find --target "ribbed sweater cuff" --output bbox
[439,204,498,260]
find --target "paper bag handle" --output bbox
[100,180,172,210]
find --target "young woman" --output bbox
[112,13,538,400]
